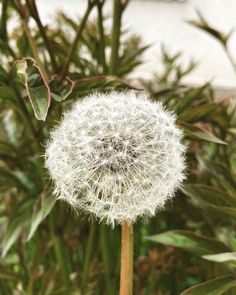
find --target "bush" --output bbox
[0,1,235,294]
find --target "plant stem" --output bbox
[60,1,95,81]
[22,20,48,78]
[109,0,128,74]
[0,0,8,41]
[0,0,16,58]
[82,221,96,290]
[119,221,133,295]
[13,87,41,152]
[100,224,113,294]
[49,214,70,287]
[97,0,107,73]
[25,0,58,72]
[13,0,47,78]
[224,45,236,77]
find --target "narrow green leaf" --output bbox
[182,184,236,220]
[187,11,231,46]
[0,168,30,193]
[0,86,17,103]
[189,130,226,145]
[0,64,8,82]
[27,194,56,241]
[0,0,8,41]
[146,230,229,255]
[1,216,27,257]
[49,76,75,102]
[0,141,17,156]
[179,103,218,123]
[51,287,81,295]
[175,84,209,114]
[73,75,137,92]
[188,21,229,46]
[183,184,236,207]
[1,200,33,257]
[198,159,235,185]
[0,271,19,281]
[179,121,227,145]
[181,275,236,295]
[16,57,51,121]
[200,205,236,220]
[202,252,236,263]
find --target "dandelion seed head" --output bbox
[45,91,186,226]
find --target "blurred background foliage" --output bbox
[0,0,236,294]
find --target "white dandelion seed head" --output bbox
[45,91,186,226]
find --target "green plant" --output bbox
[0,1,235,294]
[0,1,146,294]
[146,12,236,294]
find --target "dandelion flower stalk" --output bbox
[120,222,133,295]
[45,91,186,293]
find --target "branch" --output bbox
[96,0,107,73]
[25,0,59,73]
[60,1,95,81]
[109,0,128,74]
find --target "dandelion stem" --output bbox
[119,221,133,295]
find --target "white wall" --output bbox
[37,0,236,90]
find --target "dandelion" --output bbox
[45,91,186,294]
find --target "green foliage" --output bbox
[16,57,51,121]
[145,10,236,295]
[0,0,236,294]
[146,230,230,256]
[181,275,236,295]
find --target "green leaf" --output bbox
[202,252,236,263]
[0,86,17,103]
[0,168,30,193]
[49,76,75,102]
[201,206,236,220]
[183,184,236,207]
[0,141,17,156]
[179,121,227,145]
[175,84,209,114]
[0,0,8,41]
[27,194,56,241]
[181,275,236,295]
[51,287,81,294]
[198,159,235,185]
[0,64,8,83]
[146,230,229,255]
[73,75,136,92]
[182,184,236,220]
[1,216,27,258]
[16,57,51,121]
[1,110,19,145]
[187,10,231,46]
[0,270,19,281]
[61,75,138,101]
[179,103,218,123]
[2,200,33,257]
